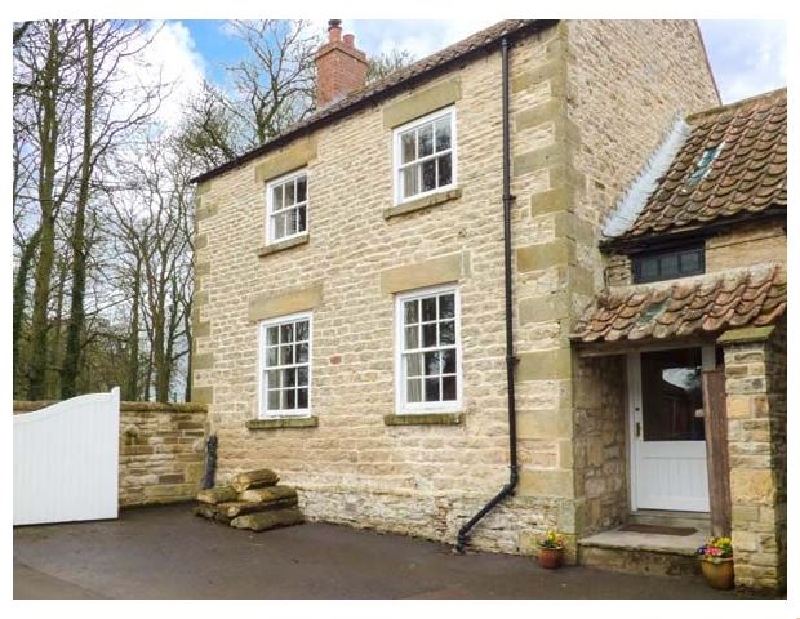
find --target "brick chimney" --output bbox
[315,19,367,109]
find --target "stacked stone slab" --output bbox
[195,468,303,532]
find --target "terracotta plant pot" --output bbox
[538,546,564,569]
[700,557,734,590]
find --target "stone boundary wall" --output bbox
[13,400,209,507]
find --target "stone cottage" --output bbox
[190,19,786,591]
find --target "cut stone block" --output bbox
[196,485,238,504]
[230,508,303,532]
[231,468,280,493]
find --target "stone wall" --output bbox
[193,19,719,555]
[572,355,628,535]
[720,318,787,591]
[13,401,208,507]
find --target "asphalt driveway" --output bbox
[14,503,745,600]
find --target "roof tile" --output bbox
[572,266,786,344]
[610,89,786,240]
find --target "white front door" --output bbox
[628,348,713,512]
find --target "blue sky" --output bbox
[171,19,787,105]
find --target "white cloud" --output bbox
[698,20,787,103]
[140,20,206,127]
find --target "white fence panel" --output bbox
[14,388,120,526]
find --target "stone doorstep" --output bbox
[578,529,707,578]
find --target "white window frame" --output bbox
[392,107,457,205]
[394,284,463,413]
[257,311,312,419]
[265,169,308,244]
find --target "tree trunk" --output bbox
[125,253,142,401]
[13,228,41,398]
[28,22,62,401]
[62,19,94,399]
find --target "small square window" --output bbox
[633,246,705,284]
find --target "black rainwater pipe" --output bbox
[456,35,517,553]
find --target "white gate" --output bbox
[14,388,120,526]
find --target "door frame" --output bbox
[627,345,716,512]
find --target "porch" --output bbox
[569,319,786,590]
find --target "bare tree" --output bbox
[366,48,415,83]
[61,20,165,398]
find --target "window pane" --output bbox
[280,345,294,365]
[295,320,309,341]
[439,320,455,345]
[639,257,658,282]
[442,349,456,374]
[404,326,419,349]
[425,378,440,402]
[401,131,415,164]
[267,390,280,410]
[424,351,441,376]
[267,347,278,366]
[282,389,295,410]
[274,212,285,239]
[406,352,423,377]
[641,348,705,441]
[422,323,437,348]
[267,369,280,389]
[296,176,307,202]
[297,205,307,233]
[442,376,457,401]
[298,367,308,387]
[680,250,701,274]
[439,294,455,319]
[402,165,419,198]
[295,343,308,364]
[404,300,419,324]
[297,388,308,409]
[437,154,452,187]
[435,116,451,152]
[283,368,296,388]
[422,159,437,192]
[422,297,437,321]
[266,326,279,345]
[280,324,293,344]
[284,208,298,235]
[660,254,679,279]
[418,123,434,157]
[407,379,422,402]
[273,185,283,209]
[285,181,295,206]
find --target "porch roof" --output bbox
[571,265,786,347]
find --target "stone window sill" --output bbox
[246,416,319,430]
[256,232,309,257]
[383,188,462,220]
[384,412,465,426]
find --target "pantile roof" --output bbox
[572,265,786,344]
[606,88,786,243]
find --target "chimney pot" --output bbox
[328,19,342,43]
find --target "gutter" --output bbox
[456,34,518,554]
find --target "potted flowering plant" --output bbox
[697,536,734,589]
[537,529,566,569]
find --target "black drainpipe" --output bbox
[456,35,518,553]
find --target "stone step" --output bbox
[628,510,711,533]
[578,528,706,578]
